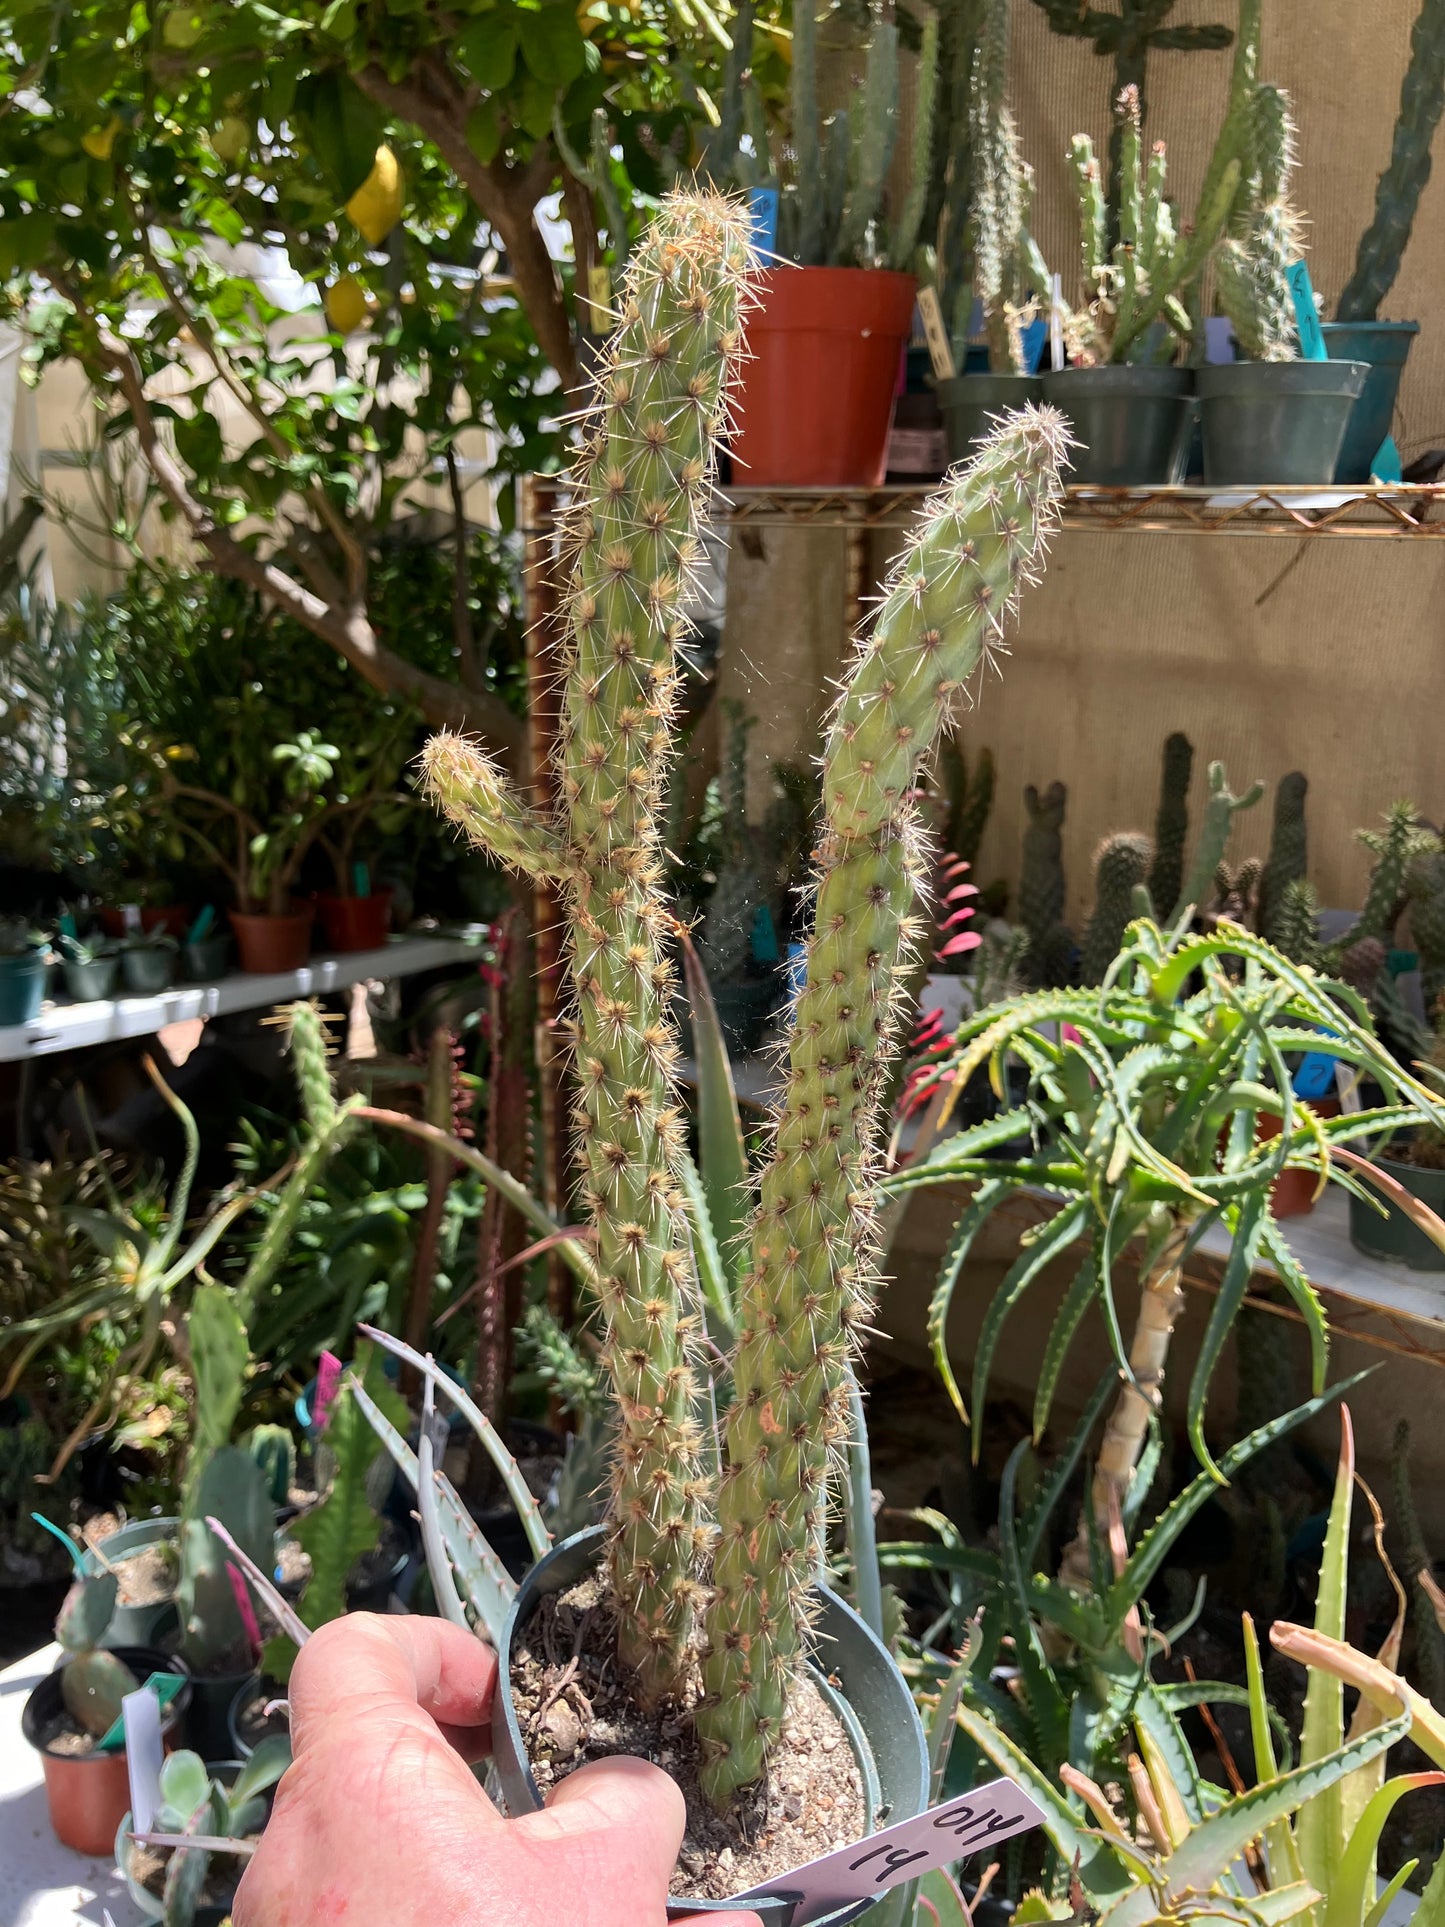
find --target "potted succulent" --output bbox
[1349,1008,1445,1272]
[722,1,936,486]
[312,718,415,953]
[83,1515,181,1646]
[180,906,233,983]
[937,0,1050,461]
[1201,75,1366,483]
[0,914,47,1025]
[410,192,1068,1903]
[116,1742,289,1925]
[56,928,121,1002]
[119,925,180,994]
[21,1545,191,1854]
[1324,0,1444,480]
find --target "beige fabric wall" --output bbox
[724,3,1445,925]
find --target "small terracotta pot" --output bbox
[99,905,189,940]
[317,889,393,953]
[21,1646,191,1856]
[230,905,314,973]
[1259,1100,1341,1219]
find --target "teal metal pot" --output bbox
[1321,321,1418,483]
[937,374,1045,466]
[1042,365,1193,485]
[1348,1146,1445,1273]
[1197,359,1367,486]
[85,1516,180,1646]
[0,950,46,1025]
[492,1528,928,1925]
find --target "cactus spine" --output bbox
[1259,770,1309,944]
[1337,0,1445,322]
[1216,82,1304,361]
[1081,831,1152,983]
[423,194,756,1703]
[1148,730,1194,924]
[697,412,1068,1803]
[1178,760,1264,918]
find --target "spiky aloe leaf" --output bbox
[1324,1773,1445,1927]
[1296,1412,1355,1895]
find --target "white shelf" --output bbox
[0,933,487,1063]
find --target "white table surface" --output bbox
[0,1646,149,1927]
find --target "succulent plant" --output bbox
[1147,730,1193,925]
[1216,81,1306,361]
[53,1557,137,1736]
[1178,758,1264,920]
[969,0,1050,374]
[1260,769,1309,945]
[120,1740,291,1927]
[419,190,1069,1802]
[1081,830,1152,984]
[1019,779,1071,987]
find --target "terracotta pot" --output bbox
[230,905,314,974]
[317,889,393,953]
[729,267,917,487]
[99,905,189,940]
[1258,1100,1341,1219]
[21,1645,191,1856]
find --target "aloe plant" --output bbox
[881,916,1445,1595]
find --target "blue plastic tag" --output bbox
[1286,261,1327,360]
[1293,1053,1338,1101]
[747,185,779,255]
[1370,435,1402,483]
[750,903,780,966]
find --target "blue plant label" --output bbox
[1286,261,1328,360]
[99,1671,186,1753]
[747,184,779,255]
[1370,435,1402,483]
[186,903,216,944]
[751,902,780,966]
[121,1685,166,1831]
[1292,1053,1338,1101]
[730,1776,1043,1926]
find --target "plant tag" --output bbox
[122,1685,165,1832]
[1286,262,1327,360]
[1335,1058,1363,1113]
[916,286,955,382]
[1049,273,1065,372]
[747,184,779,255]
[98,1671,186,1753]
[586,264,612,329]
[730,1776,1043,1925]
[1370,435,1402,483]
[1292,1053,1338,1101]
[186,904,215,944]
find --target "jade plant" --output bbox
[416,188,1069,1807]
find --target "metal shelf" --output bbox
[523,476,1445,538]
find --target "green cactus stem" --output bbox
[1392,1420,1445,1711]
[1081,831,1152,984]
[1408,847,1445,1006]
[1148,731,1194,924]
[1216,82,1304,362]
[1274,876,1322,969]
[969,0,1037,375]
[1019,779,1071,987]
[696,408,1069,1805]
[1259,771,1309,945]
[1326,801,1437,964]
[422,194,756,1704]
[1337,0,1445,322]
[1178,761,1264,920]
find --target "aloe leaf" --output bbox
[1410,1853,1445,1927]
[971,1198,1091,1432]
[1297,1412,1354,1893]
[678,931,751,1282]
[1186,1189,1269,1480]
[1022,1369,1115,1569]
[1325,1773,1445,1927]
[998,1440,1070,1769]
[417,1371,468,1631]
[1242,1614,1307,1888]
[1258,1219,1330,1397]
[1032,1254,1099,1441]
[928,1178,1008,1425]
[842,1367,883,1641]
[676,1146,735,1351]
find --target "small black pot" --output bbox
[1348,1145,1445,1273]
[183,1664,261,1762]
[228,1674,289,1761]
[937,374,1045,466]
[492,1528,928,1925]
[1196,359,1367,485]
[1042,364,1193,485]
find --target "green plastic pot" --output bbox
[1042,365,1193,484]
[62,955,119,1002]
[182,932,233,982]
[1197,359,1367,486]
[0,950,46,1025]
[84,1516,180,1647]
[1348,1146,1445,1273]
[492,1528,928,1924]
[1321,321,1418,483]
[937,373,1045,465]
[120,945,178,994]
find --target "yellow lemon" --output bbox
[324,275,370,334]
[81,117,122,161]
[210,115,249,163]
[344,145,404,246]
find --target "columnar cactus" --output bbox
[1216,81,1304,361]
[425,193,756,1702]
[1408,847,1445,1006]
[1019,779,1071,987]
[969,0,1045,374]
[1178,760,1264,919]
[1081,831,1152,984]
[1274,876,1323,969]
[1259,769,1309,945]
[696,410,1068,1802]
[1148,731,1194,925]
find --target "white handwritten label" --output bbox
[915,287,956,383]
[122,1686,165,1837]
[730,1775,1043,1926]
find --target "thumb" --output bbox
[515,1756,685,1918]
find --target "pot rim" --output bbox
[22,1646,192,1759]
[1195,358,1368,397]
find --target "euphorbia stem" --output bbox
[1058,1219,1191,1596]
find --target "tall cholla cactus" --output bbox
[1216,81,1305,361]
[696,412,1068,1802]
[969,0,1048,373]
[425,192,756,1703]
[423,190,1069,1800]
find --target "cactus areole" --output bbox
[422,189,1067,1812]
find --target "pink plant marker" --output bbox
[226,1561,263,1657]
[313,1350,343,1433]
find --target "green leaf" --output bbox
[1297,1412,1354,1894]
[914,1869,971,1927]
[458,14,519,89]
[972,1198,1090,1432]
[1413,1853,1445,1927]
[1186,1189,1269,1479]
[172,408,223,478]
[1325,1774,1445,1927]
[188,1284,248,1457]
[466,98,503,165]
[294,69,384,201]
[1033,1253,1097,1440]
[679,935,751,1292]
[927,1178,1007,1426]
[515,4,585,83]
[158,1749,210,1824]
[228,1733,291,1811]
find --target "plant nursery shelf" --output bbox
[0,932,487,1064]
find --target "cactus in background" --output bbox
[1178,759,1265,919]
[1260,769,1309,944]
[243,1423,295,1509]
[1271,876,1322,968]
[1148,730,1193,923]
[1337,0,1445,322]
[51,1553,137,1735]
[1213,855,1262,928]
[699,701,771,986]
[1408,846,1445,1006]
[1019,779,1072,987]
[697,409,1068,1803]
[1325,801,1439,963]
[1216,82,1305,361]
[1392,1419,1445,1712]
[969,0,1049,374]
[940,740,996,871]
[1067,85,1241,364]
[1081,831,1152,984]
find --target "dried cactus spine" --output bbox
[696,409,1070,1803]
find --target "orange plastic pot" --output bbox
[230,905,314,974]
[317,889,393,953]
[1259,1100,1341,1219]
[730,267,917,487]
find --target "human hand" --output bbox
[232,1614,763,1927]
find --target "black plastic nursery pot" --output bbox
[936,374,1045,467]
[21,1645,191,1856]
[1196,359,1367,486]
[1041,365,1193,485]
[493,1528,929,1926]
[1348,1146,1445,1274]
[84,1516,180,1647]
[182,932,233,982]
[228,1675,290,1761]
[1320,321,1418,483]
[185,1664,262,1763]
